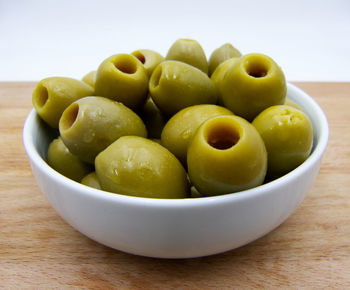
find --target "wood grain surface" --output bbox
[0,82,349,289]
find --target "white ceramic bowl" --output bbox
[23,83,328,259]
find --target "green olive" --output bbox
[141,96,167,139]
[208,43,241,76]
[187,115,267,196]
[284,98,302,111]
[149,61,217,116]
[161,104,233,164]
[165,38,208,74]
[59,96,147,164]
[211,57,238,105]
[94,54,149,110]
[32,77,94,128]
[252,105,313,176]
[47,137,92,182]
[81,172,101,190]
[82,70,96,88]
[95,136,189,199]
[221,53,287,121]
[131,49,164,77]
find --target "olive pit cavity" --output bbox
[61,103,79,131]
[114,56,137,74]
[133,51,146,64]
[207,123,240,150]
[35,85,49,108]
[246,60,269,78]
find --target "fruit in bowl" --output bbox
[221,53,287,121]
[23,40,328,258]
[187,115,267,196]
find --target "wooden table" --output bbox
[1,82,349,289]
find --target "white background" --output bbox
[0,0,349,81]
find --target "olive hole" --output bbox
[61,103,79,131]
[246,62,269,78]
[133,51,146,64]
[207,124,240,150]
[113,56,137,74]
[34,84,49,108]
[150,66,162,89]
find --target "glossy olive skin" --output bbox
[131,49,164,77]
[32,77,94,128]
[149,61,217,116]
[94,54,149,110]
[141,96,167,139]
[47,137,92,182]
[95,136,189,199]
[161,104,233,164]
[59,96,147,164]
[211,57,238,105]
[166,39,208,74]
[208,43,241,76]
[252,105,313,176]
[187,115,267,196]
[81,172,101,189]
[82,70,96,88]
[221,53,287,121]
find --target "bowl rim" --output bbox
[23,82,329,209]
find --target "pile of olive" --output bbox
[32,38,314,199]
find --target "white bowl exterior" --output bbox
[23,83,328,258]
